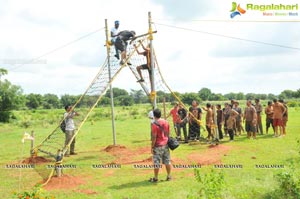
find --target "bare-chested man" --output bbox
[243,100,257,139]
[233,101,244,136]
[226,106,239,141]
[273,99,286,137]
[279,100,288,136]
[255,99,263,135]
[265,101,274,134]
[202,103,214,142]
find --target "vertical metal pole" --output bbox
[213,105,219,143]
[163,97,166,119]
[105,19,117,145]
[148,12,157,109]
[30,130,34,154]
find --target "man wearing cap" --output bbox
[111,20,120,59]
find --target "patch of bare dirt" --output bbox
[102,145,151,165]
[22,156,52,164]
[43,175,85,190]
[188,145,232,165]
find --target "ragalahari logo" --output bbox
[230,2,246,18]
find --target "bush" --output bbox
[188,169,225,199]
[287,100,299,107]
[12,184,55,199]
[276,162,300,199]
[0,111,11,123]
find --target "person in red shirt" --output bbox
[150,108,171,183]
[166,102,180,140]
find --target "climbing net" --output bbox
[31,31,205,185]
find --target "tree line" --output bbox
[1,68,300,122]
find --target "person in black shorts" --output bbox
[115,30,136,65]
[188,100,202,141]
[134,40,153,84]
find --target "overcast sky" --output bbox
[1,0,300,96]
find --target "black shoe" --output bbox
[70,152,77,155]
[166,176,172,181]
[114,54,119,60]
[137,79,144,82]
[149,178,158,183]
[127,62,132,65]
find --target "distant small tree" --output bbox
[198,88,212,101]
[26,93,43,109]
[267,93,277,100]
[245,93,256,100]
[280,89,296,99]
[236,92,245,100]
[0,70,25,122]
[224,92,237,100]
[130,89,146,104]
[106,88,129,98]
[0,68,8,80]
[60,94,78,107]
[181,92,201,105]
[42,93,60,109]
[116,95,134,106]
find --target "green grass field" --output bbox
[0,105,299,199]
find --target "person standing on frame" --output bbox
[110,20,120,60]
[134,40,153,86]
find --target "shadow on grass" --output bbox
[131,140,150,144]
[73,155,98,161]
[108,179,162,190]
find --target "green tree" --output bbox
[106,88,129,98]
[0,68,8,79]
[0,78,25,122]
[209,93,225,101]
[198,88,212,101]
[116,95,134,106]
[236,92,245,100]
[224,92,237,100]
[130,89,146,104]
[181,92,201,105]
[60,94,78,107]
[295,89,300,98]
[245,93,256,100]
[42,93,60,109]
[26,93,43,109]
[267,93,277,100]
[279,89,296,99]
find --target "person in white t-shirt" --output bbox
[148,107,154,139]
[110,20,120,60]
[64,105,79,156]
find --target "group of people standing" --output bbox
[165,98,288,143]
